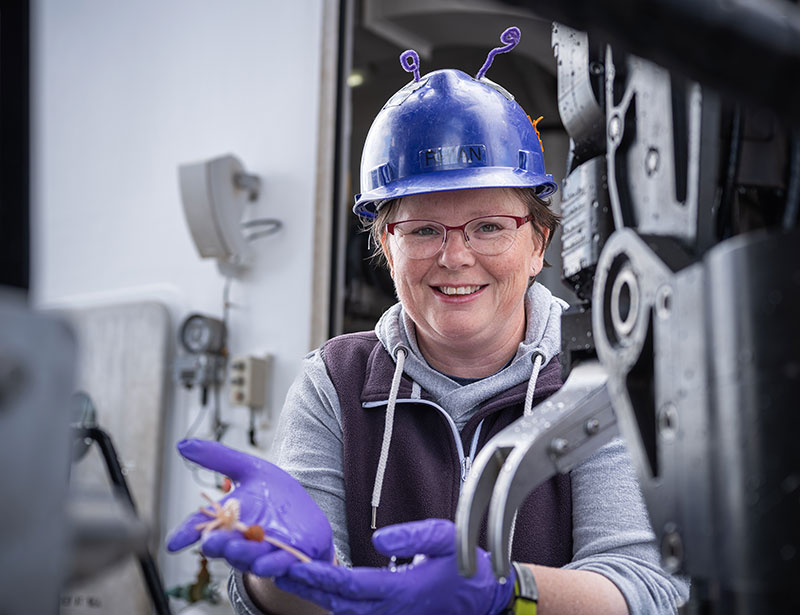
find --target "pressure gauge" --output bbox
[179,314,226,355]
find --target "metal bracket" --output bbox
[456,361,617,579]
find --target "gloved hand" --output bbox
[275,518,514,615]
[166,439,334,577]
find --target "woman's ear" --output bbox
[538,227,551,255]
[529,226,549,276]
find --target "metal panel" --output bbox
[552,24,605,168]
[705,228,800,609]
[58,301,171,615]
[0,291,76,614]
[651,261,715,577]
[605,51,704,241]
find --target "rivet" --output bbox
[550,438,569,455]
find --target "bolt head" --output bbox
[550,437,569,455]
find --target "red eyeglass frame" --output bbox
[385,214,533,238]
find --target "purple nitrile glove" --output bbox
[166,439,334,578]
[275,518,514,615]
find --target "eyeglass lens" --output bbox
[390,216,525,259]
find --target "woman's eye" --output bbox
[412,225,440,237]
[477,223,501,233]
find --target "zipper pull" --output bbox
[461,456,472,481]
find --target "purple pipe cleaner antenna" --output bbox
[475,26,521,80]
[400,49,421,82]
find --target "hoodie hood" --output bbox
[374,282,567,426]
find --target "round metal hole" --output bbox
[645,147,660,176]
[610,266,639,338]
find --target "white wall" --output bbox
[32,0,336,602]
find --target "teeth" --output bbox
[439,285,482,295]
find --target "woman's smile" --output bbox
[433,284,487,297]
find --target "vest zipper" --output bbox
[461,456,472,481]
[462,420,483,483]
[363,398,485,493]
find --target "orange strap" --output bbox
[528,115,545,153]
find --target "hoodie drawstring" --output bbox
[510,350,545,554]
[523,351,544,416]
[371,347,407,529]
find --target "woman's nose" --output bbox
[437,229,475,268]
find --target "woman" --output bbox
[168,29,689,615]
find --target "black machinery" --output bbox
[456,1,800,612]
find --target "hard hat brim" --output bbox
[353,167,558,219]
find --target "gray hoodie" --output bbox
[229,284,689,614]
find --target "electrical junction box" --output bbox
[229,355,269,408]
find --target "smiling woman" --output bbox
[168,26,689,615]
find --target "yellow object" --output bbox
[512,577,538,614]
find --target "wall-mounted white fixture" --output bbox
[178,154,261,274]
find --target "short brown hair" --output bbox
[365,187,561,269]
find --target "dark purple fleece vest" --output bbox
[322,332,573,568]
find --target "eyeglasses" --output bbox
[385,214,533,260]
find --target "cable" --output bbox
[77,427,173,614]
[211,276,233,444]
[182,390,220,488]
[222,275,233,331]
[183,398,211,440]
[185,462,220,489]
[242,218,282,242]
[212,382,227,442]
[180,277,233,487]
[242,218,282,228]
[246,228,282,242]
[248,408,257,447]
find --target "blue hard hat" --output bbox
[353,60,558,219]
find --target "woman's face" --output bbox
[381,188,547,355]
